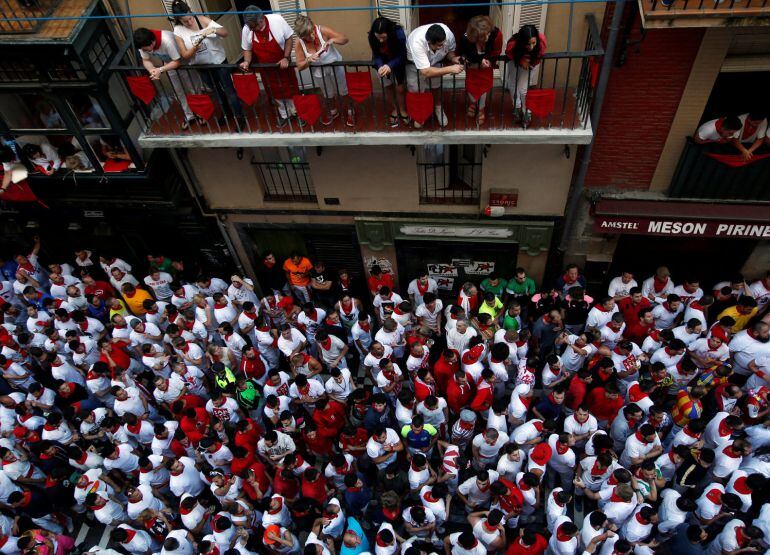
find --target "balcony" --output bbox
[109,16,603,147]
[668,138,770,201]
[0,0,62,35]
[638,0,770,28]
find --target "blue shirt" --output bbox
[340,517,371,555]
[401,424,437,450]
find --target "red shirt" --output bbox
[586,388,624,423]
[339,427,369,456]
[99,341,131,372]
[231,452,256,477]
[242,461,270,501]
[234,420,263,453]
[301,476,328,505]
[447,375,474,414]
[564,375,588,411]
[85,281,116,300]
[313,402,346,438]
[272,472,299,500]
[506,534,548,555]
[618,297,652,324]
[303,430,334,456]
[625,320,654,346]
[368,273,395,294]
[179,407,210,445]
[433,350,460,395]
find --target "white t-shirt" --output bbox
[608,276,638,298]
[366,428,401,469]
[277,328,306,357]
[240,14,294,51]
[174,20,226,64]
[407,24,457,69]
[143,272,174,299]
[696,118,739,142]
[416,300,444,329]
[408,278,439,306]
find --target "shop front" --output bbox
[592,199,770,286]
[354,218,555,298]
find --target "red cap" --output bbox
[461,344,485,365]
[710,326,728,343]
[530,442,552,465]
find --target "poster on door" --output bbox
[433,277,455,290]
[464,261,495,276]
[427,263,458,277]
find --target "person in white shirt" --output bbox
[409,274,439,307]
[143,270,174,301]
[730,322,770,377]
[416,293,444,334]
[608,272,637,300]
[672,318,703,346]
[749,272,770,309]
[447,319,478,354]
[651,294,683,329]
[366,427,403,470]
[277,325,307,358]
[471,428,509,469]
[641,267,675,304]
[547,515,579,555]
[405,23,463,128]
[586,297,618,330]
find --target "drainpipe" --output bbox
[558,0,627,253]
[167,148,247,276]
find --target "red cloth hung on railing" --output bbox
[706,152,770,168]
[406,92,434,125]
[186,94,216,121]
[525,89,556,118]
[466,67,494,100]
[345,71,373,103]
[126,75,156,105]
[293,94,322,125]
[103,159,133,173]
[588,57,600,89]
[232,73,260,106]
[0,179,48,208]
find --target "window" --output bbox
[68,94,109,129]
[0,94,65,130]
[417,144,482,205]
[86,31,115,75]
[253,147,317,202]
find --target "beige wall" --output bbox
[188,144,574,216]
[128,0,172,31]
[305,0,373,61]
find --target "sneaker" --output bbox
[413,120,423,129]
[321,110,339,126]
[345,109,355,127]
[434,106,448,127]
[660,0,673,6]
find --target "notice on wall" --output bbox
[365,256,394,275]
[452,258,472,268]
[464,261,495,276]
[433,277,455,290]
[427,263,458,277]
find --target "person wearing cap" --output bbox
[264,524,300,555]
[239,5,299,128]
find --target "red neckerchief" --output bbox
[723,445,740,458]
[735,527,749,547]
[532,421,543,432]
[214,302,227,309]
[718,419,732,437]
[43,423,58,431]
[553,491,565,506]
[733,477,751,494]
[319,338,332,350]
[653,276,669,293]
[635,430,650,444]
[150,30,163,49]
[78,320,89,331]
[562,273,578,287]
[483,521,498,533]
[555,441,569,455]
[518,479,531,491]
[376,534,392,547]
[628,384,647,402]
[609,489,626,503]
[682,426,700,438]
[594,303,610,313]
[416,279,429,295]
[556,524,574,542]
[590,459,605,476]
[706,488,723,504]
[382,507,399,520]
[635,512,649,525]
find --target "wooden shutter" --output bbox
[375,0,415,34]
[161,0,204,15]
[512,0,548,34]
[270,0,307,30]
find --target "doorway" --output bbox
[395,239,518,301]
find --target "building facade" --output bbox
[567,0,770,291]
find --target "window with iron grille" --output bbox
[86,32,115,76]
[417,144,482,205]
[0,59,39,82]
[252,147,317,203]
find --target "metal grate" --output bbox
[86,30,115,76]
[0,59,39,82]
[417,144,482,205]
[253,159,317,202]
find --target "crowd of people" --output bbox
[0,236,769,555]
[133,2,547,131]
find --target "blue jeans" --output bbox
[203,65,244,119]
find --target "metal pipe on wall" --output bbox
[558,0,626,254]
